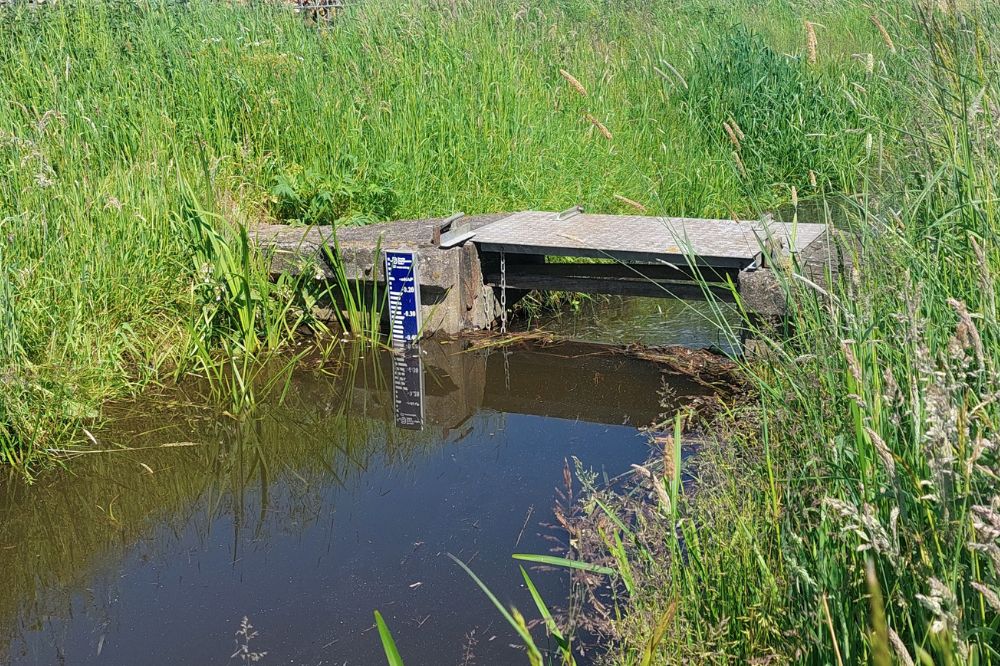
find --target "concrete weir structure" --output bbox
[255,213,509,334]
[254,210,840,337]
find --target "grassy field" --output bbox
[0,0,903,471]
[2,0,998,664]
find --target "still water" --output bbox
[537,296,740,351]
[0,337,712,665]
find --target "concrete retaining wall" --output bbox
[254,215,505,336]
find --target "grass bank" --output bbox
[0,0,906,473]
[578,4,1000,665]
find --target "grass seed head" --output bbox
[613,193,647,212]
[865,426,897,482]
[732,150,747,177]
[970,582,1000,612]
[559,68,588,96]
[805,21,818,64]
[888,628,915,666]
[729,118,745,141]
[584,112,612,140]
[870,15,897,53]
[723,121,741,150]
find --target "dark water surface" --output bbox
[0,339,710,665]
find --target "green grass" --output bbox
[2,1,996,664]
[0,0,909,473]
[583,3,1000,665]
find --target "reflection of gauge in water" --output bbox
[392,347,424,431]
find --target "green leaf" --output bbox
[592,496,632,536]
[611,530,634,595]
[520,567,573,662]
[448,554,543,665]
[512,553,616,576]
[373,611,404,666]
[639,601,677,666]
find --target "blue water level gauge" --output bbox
[385,249,422,347]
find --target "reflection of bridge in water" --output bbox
[0,339,701,665]
[345,339,706,433]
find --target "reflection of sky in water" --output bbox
[0,342,709,666]
[9,414,642,665]
[537,295,741,352]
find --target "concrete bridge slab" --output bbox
[254,215,505,335]
[253,211,843,338]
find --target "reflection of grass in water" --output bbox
[0,350,440,659]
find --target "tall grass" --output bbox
[596,3,1000,664]
[0,0,911,472]
[3,0,993,664]
[179,176,317,410]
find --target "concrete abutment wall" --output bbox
[255,215,505,336]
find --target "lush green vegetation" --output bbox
[578,5,1000,666]
[0,0,903,473]
[3,0,998,664]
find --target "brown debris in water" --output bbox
[626,343,744,391]
[458,330,745,391]
[532,370,756,652]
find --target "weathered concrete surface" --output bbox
[255,212,846,337]
[736,227,852,318]
[471,211,828,268]
[254,215,506,335]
